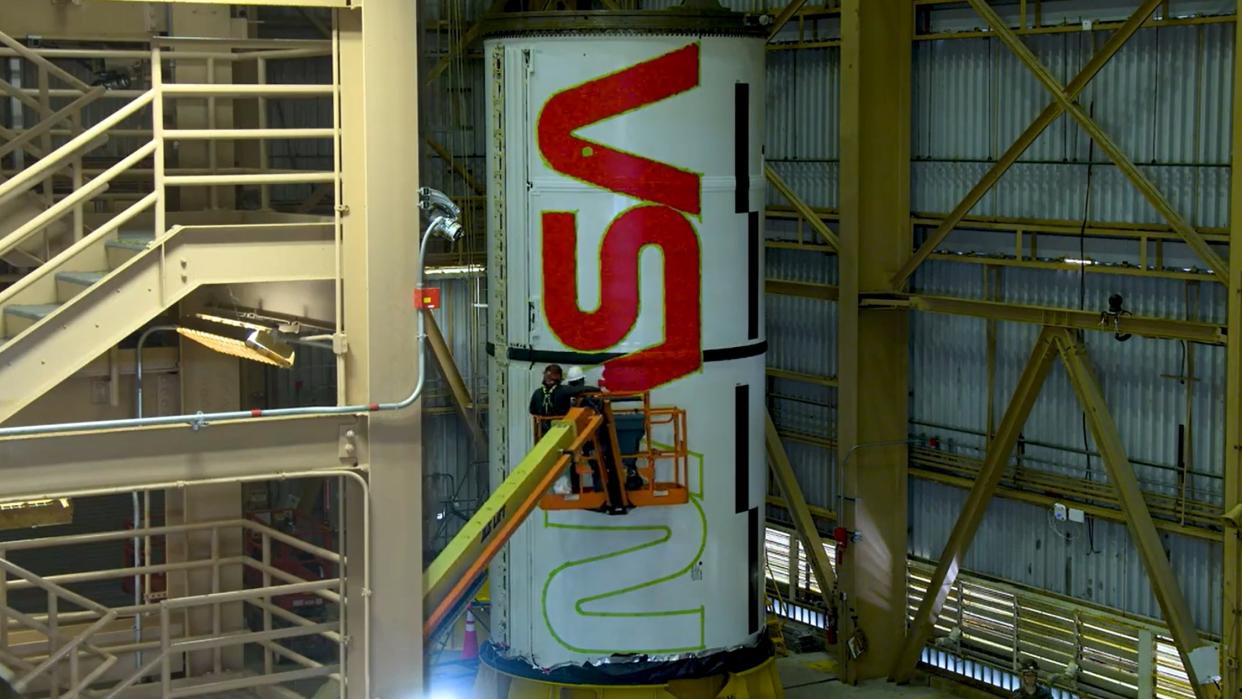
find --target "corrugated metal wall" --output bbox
[421,275,490,555]
[418,2,1230,636]
[763,8,1231,635]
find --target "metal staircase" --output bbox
[0,32,338,425]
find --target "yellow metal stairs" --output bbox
[0,219,335,423]
[0,32,338,425]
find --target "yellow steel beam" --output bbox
[765,411,837,597]
[1054,329,1215,699]
[778,426,1221,540]
[0,415,360,499]
[1226,11,1242,697]
[778,425,1221,540]
[891,327,1060,682]
[768,0,810,41]
[963,0,1227,282]
[765,164,840,251]
[896,293,1225,345]
[838,0,910,681]
[765,282,1222,344]
[422,309,487,452]
[765,367,838,387]
[424,136,486,196]
[336,1,423,691]
[766,494,835,524]
[913,10,1234,41]
[891,0,1164,288]
[765,278,838,301]
[107,0,352,5]
[426,0,506,85]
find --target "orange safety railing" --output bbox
[535,390,689,512]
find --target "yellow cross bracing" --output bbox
[765,410,837,598]
[892,0,1227,289]
[890,327,1217,699]
[1224,11,1242,699]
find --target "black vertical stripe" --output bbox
[747,211,759,340]
[748,507,760,634]
[735,384,749,514]
[734,83,750,214]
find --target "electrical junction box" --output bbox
[415,286,441,309]
[1068,508,1085,523]
[1188,645,1221,684]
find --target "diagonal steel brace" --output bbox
[963,0,1227,281]
[892,0,1164,288]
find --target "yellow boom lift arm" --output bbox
[422,407,602,641]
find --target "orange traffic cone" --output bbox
[461,610,478,660]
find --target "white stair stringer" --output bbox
[0,222,335,423]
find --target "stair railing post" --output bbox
[37,64,53,260]
[258,57,270,211]
[0,551,8,651]
[206,56,218,211]
[48,591,59,699]
[152,46,166,238]
[159,602,171,697]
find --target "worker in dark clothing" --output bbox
[529,364,571,435]
[1012,659,1052,699]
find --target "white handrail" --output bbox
[12,611,117,692]
[0,140,157,260]
[0,86,105,160]
[0,192,157,309]
[0,90,154,209]
[0,29,92,93]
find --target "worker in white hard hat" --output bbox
[565,365,587,387]
[560,366,630,514]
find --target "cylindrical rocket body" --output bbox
[485,28,767,673]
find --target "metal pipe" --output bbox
[136,326,178,419]
[836,438,920,530]
[0,221,439,438]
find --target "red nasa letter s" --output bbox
[538,43,703,392]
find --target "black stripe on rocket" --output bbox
[734,82,750,214]
[736,83,760,341]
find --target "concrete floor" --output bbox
[778,653,957,699]
[415,651,965,698]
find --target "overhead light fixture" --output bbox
[0,498,73,530]
[177,313,296,368]
[1064,257,1094,266]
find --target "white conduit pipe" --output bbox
[0,468,372,699]
[0,225,438,439]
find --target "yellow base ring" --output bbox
[474,655,785,699]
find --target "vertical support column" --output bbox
[1224,8,1242,697]
[337,2,423,696]
[837,0,912,683]
[173,303,243,676]
[1139,629,1156,699]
